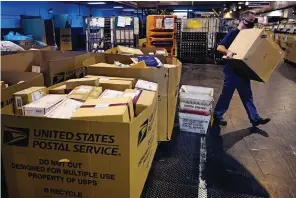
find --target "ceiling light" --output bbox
[245,2,249,6]
[238,2,244,4]
[88,2,106,5]
[233,8,236,11]
[230,10,233,13]
[123,9,135,12]
[238,6,241,9]
[114,6,123,9]
[173,10,189,12]
[224,7,227,10]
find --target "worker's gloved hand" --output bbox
[226,50,236,59]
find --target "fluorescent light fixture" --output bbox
[114,6,123,9]
[123,9,135,12]
[173,9,193,12]
[238,2,244,4]
[195,11,214,14]
[88,2,106,5]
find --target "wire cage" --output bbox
[85,17,112,52]
[112,16,139,48]
[179,18,220,63]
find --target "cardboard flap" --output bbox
[1,52,34,72]
[49,58,75,76]
[83,55,105,66]
[1,72,44,106]
[1,72,42,85]
[74,53,92,68]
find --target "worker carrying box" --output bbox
[215,11,283,127]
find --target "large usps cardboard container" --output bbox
[225,28,283,82]
[1,51,91,86]
[83,54,182,141]
[285,40,296,64]
[1,72,44,109]
[1,89,158,198]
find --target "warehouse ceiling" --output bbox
[73,1,296,14]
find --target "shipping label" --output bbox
[32,90,44,102]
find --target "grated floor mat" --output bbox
[142,126,267,198]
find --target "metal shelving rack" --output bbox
[146,15,177,56]
[86,17,113,52]
[176,18,182,59]
[178,18,221,64]
[112,16,139,48]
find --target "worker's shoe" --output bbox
[252,118,271,127]
[214,117,227,126]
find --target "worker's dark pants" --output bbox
[214,65,261,123]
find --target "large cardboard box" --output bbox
[285,40,296,63]
[1,51,91,86]
[13,87,47,115]
[1,72,44,109]
[225,28,283,82]
[2,88,158,198]
[83,54,182,141]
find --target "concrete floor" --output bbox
[143,62,296,198]
[199,62,296,198]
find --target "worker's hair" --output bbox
[240,10,255,20]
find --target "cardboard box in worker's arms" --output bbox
[224,28,283,82]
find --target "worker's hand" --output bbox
[226,50,236,59]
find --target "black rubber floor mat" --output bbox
[147,128,202,185]
[142,180,198,198]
